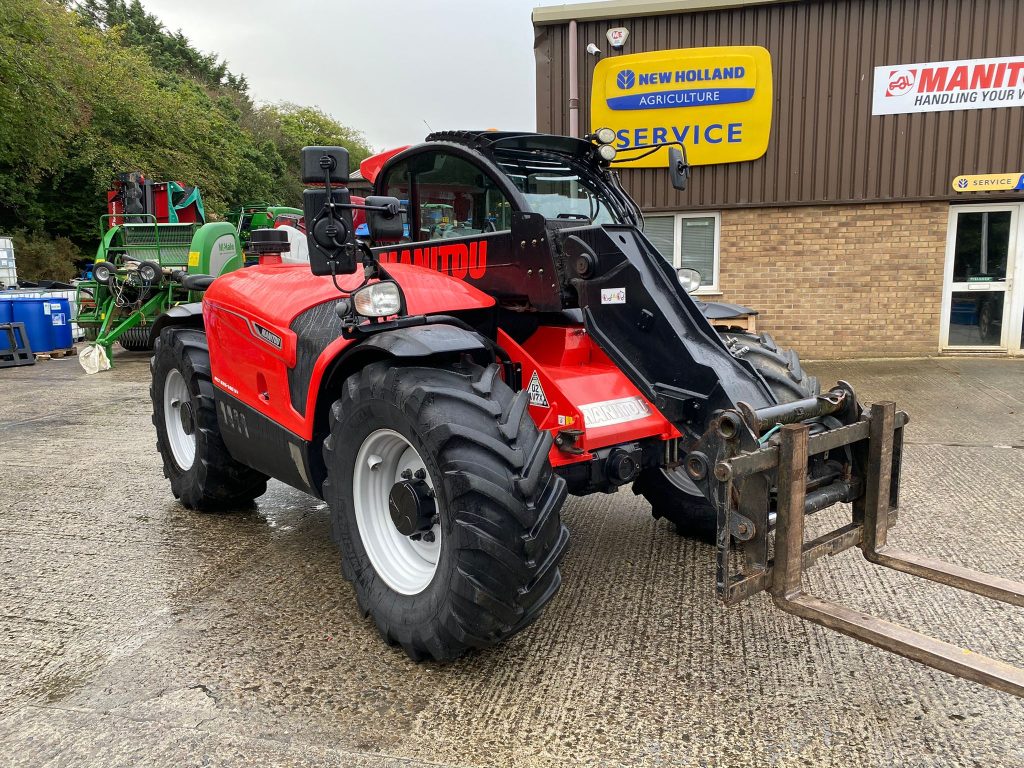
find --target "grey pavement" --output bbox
[1,352,1022,767]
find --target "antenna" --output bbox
[423,119,434,133]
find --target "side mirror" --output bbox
[302,145,355,275]
[668,146,690,191]
[303,187,356,275]
[301,146,349,185]
[363,196,405,241]
[677,267,701,293]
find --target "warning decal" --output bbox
[527,370,549,408]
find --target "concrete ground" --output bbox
[1,351,1022,767]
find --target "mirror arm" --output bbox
[610,140,689,164]
[319,157,347,248]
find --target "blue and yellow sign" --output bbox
[952,173,1024,193]
[591,46,773,167]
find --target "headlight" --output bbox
[677,267,701,294]
[352,281,402,317]
[597,144,617,162]
[594,127,616,145]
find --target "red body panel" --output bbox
[203,263,496,438]
[360,148,409,184]
[204,263,677,471]
[498,327,680,467]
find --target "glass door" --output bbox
[941,206,1019,352]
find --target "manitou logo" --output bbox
[252,322,282,349]
[378,240,488,279]
[886,69,916,96]
[874,55,1024,115]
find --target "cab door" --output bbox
[372,146,562,311]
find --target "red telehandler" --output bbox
[150,131,1024,696]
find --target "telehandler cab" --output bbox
[151,131,1024,696]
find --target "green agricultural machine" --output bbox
[226,202,303,262]
[75,175,300,364]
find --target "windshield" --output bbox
[492,149,624,224]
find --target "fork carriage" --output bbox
[705,393,1024,696]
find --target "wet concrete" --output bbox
[1,352,1022,767]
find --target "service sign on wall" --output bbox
[590,46,773,167]
[873,55,1024,115]
[951,173,1024,193]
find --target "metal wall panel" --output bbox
[534,0,1024,211]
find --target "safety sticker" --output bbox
[527,370,549,408]
[600,287,626,304]
[188,251,201,267]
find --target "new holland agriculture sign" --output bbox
[590,46,773,168]
[873,55,1024,115]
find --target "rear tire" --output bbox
[634,331,818,539]
[323,359,570,661]
[720,331,819,403]
[119,326,153,352]
[151,328,268,511]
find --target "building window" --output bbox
[643,212,720,293]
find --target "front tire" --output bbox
[323,359,569,661]
[634,331,819,539]
[151,328,268,510]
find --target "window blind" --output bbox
[679,217,716,286]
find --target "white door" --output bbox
[940,204,1024,354]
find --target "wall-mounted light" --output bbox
[586,43,602,57]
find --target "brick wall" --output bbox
[714,201,949,359]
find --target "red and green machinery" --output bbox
[75,174,301,360]
[227,202,303,262]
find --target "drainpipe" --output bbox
[568,19,579,137]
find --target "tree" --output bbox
[254,104,375,204]
[0,0,373,249]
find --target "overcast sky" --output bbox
[139,0,568,150]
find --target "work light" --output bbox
[594,127,616,144]
[597,144,617,162]
[353,281,402,317]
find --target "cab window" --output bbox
[381,151,513,243]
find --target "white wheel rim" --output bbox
[353,429,441,595]
[163,368,196,471]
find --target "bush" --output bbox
[9,230,82,284]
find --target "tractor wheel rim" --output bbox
[164,368,196,471]
[353,429,441,595]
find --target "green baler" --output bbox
[75,216,244,362]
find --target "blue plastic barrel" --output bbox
[47,297,73,350]
[11,297,54,353]
[0,296,12,352]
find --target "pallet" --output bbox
[35,346,78,360]
[709,314,758,333]
[0,322,34,368]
